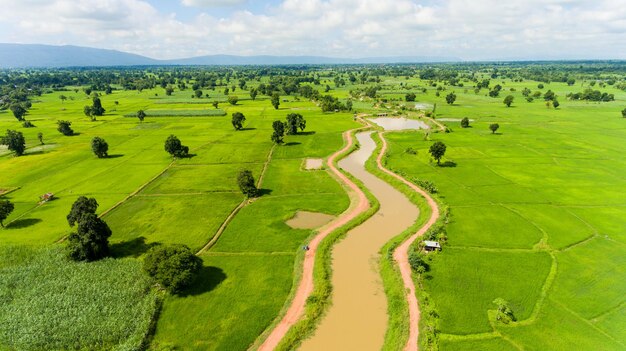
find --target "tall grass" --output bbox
[0,246,158,351]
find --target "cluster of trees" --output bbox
[319,95,352,112]
[566,88,615,102]
[271,113,307,144]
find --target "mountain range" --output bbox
[0,43,458,68]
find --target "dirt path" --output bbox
[377,131,440,351]
[258,128,370,351]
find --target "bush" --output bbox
[408,250,429,272]
[405,147,417,155]
[460,117,470,128]
[22,120,34,128]
[143,244,202,294]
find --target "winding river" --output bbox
[299,131,420,350]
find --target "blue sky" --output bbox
[0,0,624,60]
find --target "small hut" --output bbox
[40,193,55,203]
[424,240,441,252]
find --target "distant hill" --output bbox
[0,44,159,68]
[0,43,458,68]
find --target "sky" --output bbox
[0,0,624,61]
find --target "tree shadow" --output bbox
[438,161,457,168]
[257,188,273,197]
[25,151,45,156]
[106,154,124,159]
[6,218,42,229]
[298,131,316,136]
[284,142,301,146]
[240,127,256,131]
[110,237,160,258]
[178,266,227,297]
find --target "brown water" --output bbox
[299,131,419,351]
[286,211,335,229]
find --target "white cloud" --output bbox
[181,0,246,7]
[0,0,624,60]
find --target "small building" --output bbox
[40,193,55,202]
[377,113,388,117]
[424,240,441,252]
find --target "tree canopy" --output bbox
[461,117,470,128]
[504,95,514,107]
[445,92,457,105]
[164,135,189,158]
[231,112,246,130]
[237,169,258,197]
[0,200,15,227]
[271,120,285,144]
[65,196,111,261]
[285,113,306,135]
[0,129,26,156]
[91,137,109,158]
[429,141,447,165]
[271,93,280,110]
[57,120,74,136]
[143,244,203,294]
[137,110,146,122]
[490,123,500,134]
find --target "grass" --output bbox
[124,109,226,117]
[0,81,360,350]
[0,245,158,351]
[381,76,626,349]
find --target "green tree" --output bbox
[405,93,416,102]
[83,105,94,120]
[237,169,258,197]
[228,95,239,105]
[445,92,456,105]
[65,196,111,261]
[249,88,258,101]
[429,141,446,165]
[566,78,575,86]
[10,104,27,121]
[0,200,14,227]
[543,90,556,101]
[461,117,470,128]
[231,112,246,130]
[285,113,306,135]
[164,135,189,158]
[194,89,203,98]
[67,196,99,226]
[622,108,626,118]
[0,129,26,156]
[271,93,280,110]
[271,120,285,144]
[212,101,219,109]
[59,95,67,103]
[57,120,74,136]
[489,123,500,134]
[91,97,105,116]
[37,132,44,145]
[91,137,109,158]
[165,86,174,96]
[553,99,560,109]
[503,95,514,107]
[137,110,146,122]
[143,244,202,294]
[408,250,429,272]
